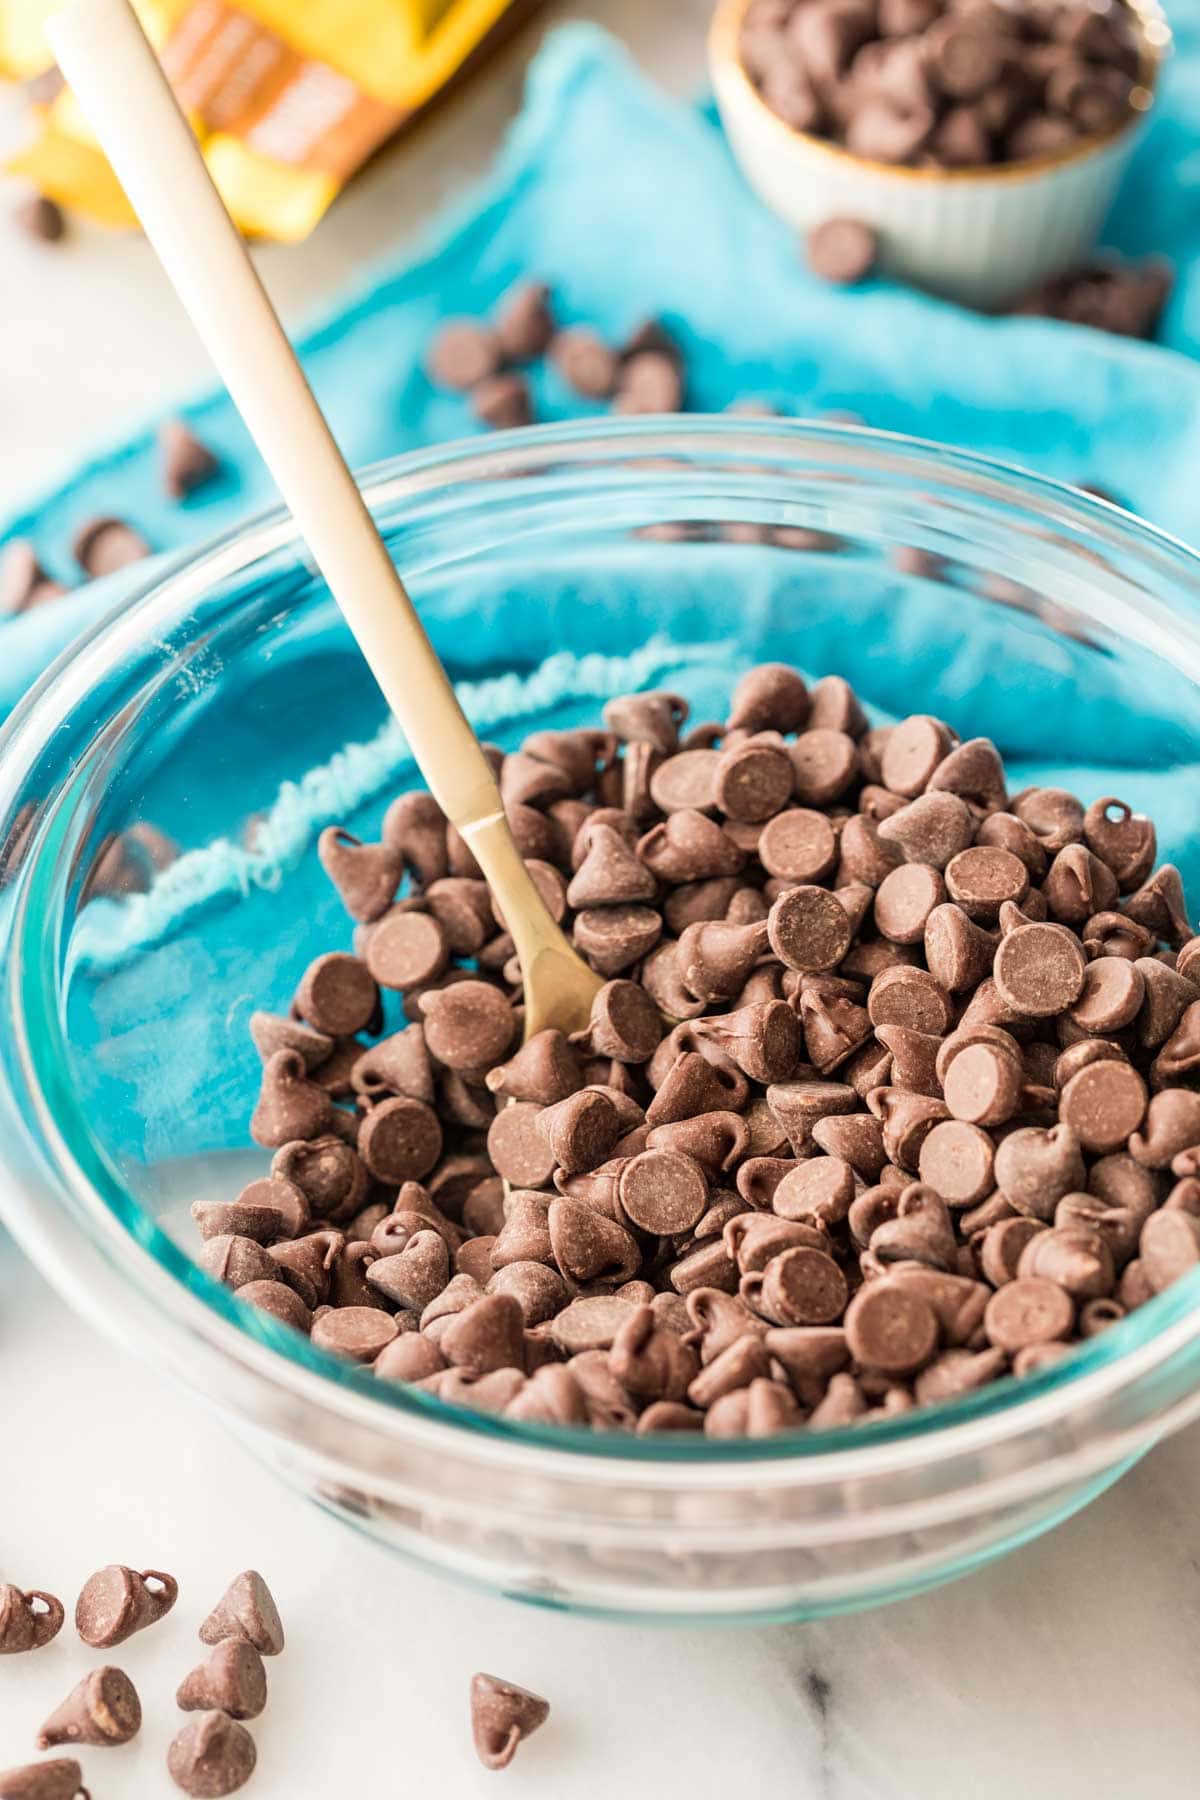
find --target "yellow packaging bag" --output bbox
[3,0,533,240]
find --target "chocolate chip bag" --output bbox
[3,0,536,239]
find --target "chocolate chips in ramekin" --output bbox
[205,667,1200,1438]
[740,0,1145,171]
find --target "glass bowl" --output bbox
[2,418,1200,1625]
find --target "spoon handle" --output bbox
[49,0,502,838]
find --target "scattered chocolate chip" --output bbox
[177,1642,268,1721]
[75,1565,177,1648]
[429,321,501,389]
[38,1666,141,1749]
[0,1585,64,1654]
[471,1672,550,1771]
[0,540,67,614]
[472,371,533,429]
[198,1571,283,1656]
[807,217,878,285]
[160,419,221,500]
[71,516,151,579]
[167,1711,256,1797]
[15,194,65,242]
[552,327,620,399]
[0,1760,88,1800]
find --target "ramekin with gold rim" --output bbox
[710,0,1170,309]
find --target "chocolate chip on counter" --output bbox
[167,1711,257,1797]
[16,190,69,248]
[199,1572,283,1656]
[160,419,221,500]
[471,1672,550,1771]
[0,1761,88,1800]
[0,1585,64,1653]
[177,1641,268,1721]
[806,217,878,286]
[72,516,151,578]
[38,1666,141,1749]
[76,1565,177,1648]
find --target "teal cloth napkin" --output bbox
[3,14,1200,717]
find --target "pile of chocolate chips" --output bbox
[740,0,1144,167]
[202,664,1200,1438]
[428,284,685,427]
[0,1566,282,1799]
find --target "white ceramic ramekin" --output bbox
[710,0,1170,309]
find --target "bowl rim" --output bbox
[4,412,1200,1482]
[709,0,1169,189]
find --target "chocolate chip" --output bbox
[294,953,379,1036]
[844,1281,939,1374]
[38,1666,141,1748]
[15,194,65,242]
[199,1571,283,1656]
[552,327,619,399]
[789,728,858,806]
[768,884,853,972]
[618,1149,709,1233]
[993,921,1087,1017]
[472,371,533,429]
[0,541,67,613]
[177,1641,268,1722]
[167,1711,257,1797]
[0,1761,87,1800]
[807,217,878,285]
[429,321,501,389]
[984,1277,1074,1353]
[72,516,151,578]
[76,1566,177,1648]
[495,282,555,362]
[1059,1059,1147,1154]
[613,351,684,414]
[159,419,220,500]
[470,1672,550,1771]
[0,1585,64,1654]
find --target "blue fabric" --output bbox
[3,11,1200,682]
[5,18,1200,1170]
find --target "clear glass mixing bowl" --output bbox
[2,418,1200,1625]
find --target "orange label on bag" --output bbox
[160,0,403,181]
[2,0,532,239]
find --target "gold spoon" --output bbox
[50,0,604,1044]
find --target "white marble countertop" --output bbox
[2,2,1200,1793]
